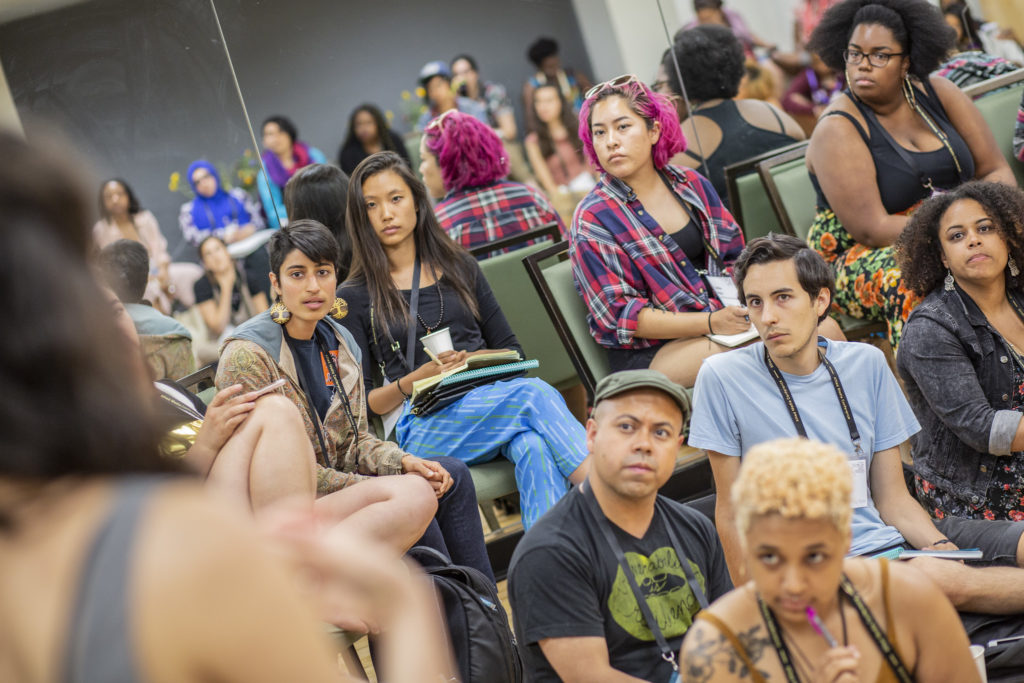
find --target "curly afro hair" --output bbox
[664,24,745,102]
[895,181,1024,297]
[808,0,955,81]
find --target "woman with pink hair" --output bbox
[571,76,758,387]
[420,111,564,259]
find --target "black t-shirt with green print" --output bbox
[508,487,732,682]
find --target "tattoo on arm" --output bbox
[683,623,772,682]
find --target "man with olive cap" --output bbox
[508,370,731,683]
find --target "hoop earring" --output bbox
[270,299,291,324]
[902,75,917,109]
[845,69,860,101]
[329,297,349,320]
[1010,257,1020,278]
[944,269,955,292]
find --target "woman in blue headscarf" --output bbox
[178,160,265,247]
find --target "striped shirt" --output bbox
[570,165,744,350]
[434,180,566,259]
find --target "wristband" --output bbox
[932,538,953,547]
[396,376,411,399]
[708,311,715,335]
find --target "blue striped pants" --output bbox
[396,378,587,529]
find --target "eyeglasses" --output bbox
[425,108,459,132]
[585,74,642,100]
[842,49,906,68]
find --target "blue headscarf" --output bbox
[187,160,252,231]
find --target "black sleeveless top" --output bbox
[811,81,975,213]
[683,100,802,208]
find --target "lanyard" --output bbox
[314,333,361,463]
[580,482,709,673]
[756,574,911,683]
[371,257,423,376]
[656,171,727,273]
[763,339,863,456]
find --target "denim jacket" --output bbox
[897,285,1024,505]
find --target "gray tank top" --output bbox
[63,479,157,683]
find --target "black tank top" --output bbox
[683,100,802,208]
[811,81,975,213]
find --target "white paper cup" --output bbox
[420,327,454,357]
[970,644,987,683]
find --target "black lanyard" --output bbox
[763,339,863,456]
[371,257,424,377]
[658,170,726,273]
[580,482,709,673]
[756,573,911,683]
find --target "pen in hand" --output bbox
[806,605,838,648]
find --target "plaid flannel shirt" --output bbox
[435,180,566,258]
[570,165,744,350]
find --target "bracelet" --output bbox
[707,311,715,335]
[932,538,954,547]
[396,376,411,399]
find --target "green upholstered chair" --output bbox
[963,68,1024,188]
[724,141,808,242]
[471,223,576,391]
[757,144,818,241]
[523,240,612,406]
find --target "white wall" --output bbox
[571,0,681,82]
[670,0,802,52]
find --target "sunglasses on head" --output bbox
[426,109,460,132]
[585,74,642,100]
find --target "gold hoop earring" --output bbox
[270,299,291,325]
[902,75,917,109]
[845,69,860,101]
[329,297,349,320]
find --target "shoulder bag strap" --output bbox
[838,571,913,683]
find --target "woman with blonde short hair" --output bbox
[680,438,980,682]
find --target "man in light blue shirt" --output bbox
[690,234,1024,628]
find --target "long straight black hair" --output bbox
[345,151,478,328]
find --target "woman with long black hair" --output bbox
[339,151,589,529]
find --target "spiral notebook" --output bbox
[436,359,539,387]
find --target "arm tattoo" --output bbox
[683,624,772,682]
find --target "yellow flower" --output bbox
[401,90,411,101]
[385,110,394,120]
[169,172,180,192]
[415,86,426,98]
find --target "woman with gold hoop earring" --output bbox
[805,0,1015,351]
[217,219,497,583]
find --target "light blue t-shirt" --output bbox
[689,339,920,555]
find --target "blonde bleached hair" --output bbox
[732,438,852,540]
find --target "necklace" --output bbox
[416,280,445,333]
[779,599,849,682]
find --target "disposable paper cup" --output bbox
[420,327,454,357]
[970,644,987,683]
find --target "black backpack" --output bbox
[408,547,522,682]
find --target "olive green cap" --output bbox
[593,369,691,423]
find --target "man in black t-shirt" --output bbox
[508,370,731,682]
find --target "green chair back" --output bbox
[966,72,1024,188]
[758,145,817,241]
[524,241,611,404]
[478,238,577,389]
[724,141,807,241]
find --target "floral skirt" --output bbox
[807,208,920,349]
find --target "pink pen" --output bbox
[806,606,838,648]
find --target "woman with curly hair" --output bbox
[805,0,1015,349]
[663,25,805,210]
[336,104,411,176]
[896,181,1024,522]
[679,438,978,683]
[421,110,564,259]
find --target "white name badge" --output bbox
[849,459,869,509]
[705,275,742,307]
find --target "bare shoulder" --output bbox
[681,585,773,683]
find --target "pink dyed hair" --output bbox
[422,112,509,193]
[577,77,687,174]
